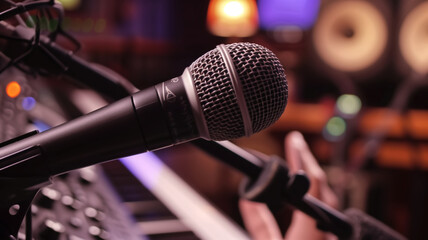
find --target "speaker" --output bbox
[311,0,392,79]
[398,0,428,76]
[294,0,401,107]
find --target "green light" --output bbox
[336,94,361,116]
[82,18,94,32]
[71,18,82,32]
[63,17,72,30]
[58,0,81,11]
[326,117,346,137]
[94,19,107,33]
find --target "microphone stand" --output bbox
[0,131,52,239]
[192,139,354,239]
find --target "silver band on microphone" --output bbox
[216,44,253,137]
[181,68,210,139]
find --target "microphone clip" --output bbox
[238,156,354,239]
[238,156,291,212]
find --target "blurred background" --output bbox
[1,0,428,239]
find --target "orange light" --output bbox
[207,0,258,37]
[6,81,21,98]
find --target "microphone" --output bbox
[345,208,407,240]
[0,42,288,178]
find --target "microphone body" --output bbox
[0,70,202,176]
[0,42,288,178]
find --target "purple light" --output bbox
[120,153,163,190]
[33,120,50,132]
[258,0,320,30]
[22,96,36,111]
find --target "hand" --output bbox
[239,131,338,240]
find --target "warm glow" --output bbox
[207,0,258,37]
[223,1,245,18]
[57,0,81,11]
[6,81,21,98]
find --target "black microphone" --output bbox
[0,42,288,178]
[345,208,407,240]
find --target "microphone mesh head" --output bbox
[189,42,287,140]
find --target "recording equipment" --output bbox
[20,166,143,240]
[0,69,143,239]
[0,42,288,178]
[0,21,136,100]
[345,208,407,240]
[0,67,33,142]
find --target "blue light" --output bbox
[258,0,320,30]
[22,97,36,111]
[33,120,51,132]
[120,153,163,190]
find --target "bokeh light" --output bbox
[324,116,346,141]
[336,94,362,117]
[6,81,21,98]
[258,0,320,30]
[82,18,95,32]
[223,1,245,18]
[22,97,36,111]
[57,0,81,11]
[207,0,258,37]
[94,19,107,33]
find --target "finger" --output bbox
[295,137,337,206]
[298,135,326,181]
[285,131,325,182]
[238,199,283,240]
[285,131,330,199]
[285,131,305,173]
[286,131,324,177]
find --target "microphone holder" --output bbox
[238,156,353,239]
[0,130,51,239]
[0,177,51,240]
[192,139,354,239]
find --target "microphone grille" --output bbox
[189,42,287,140]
